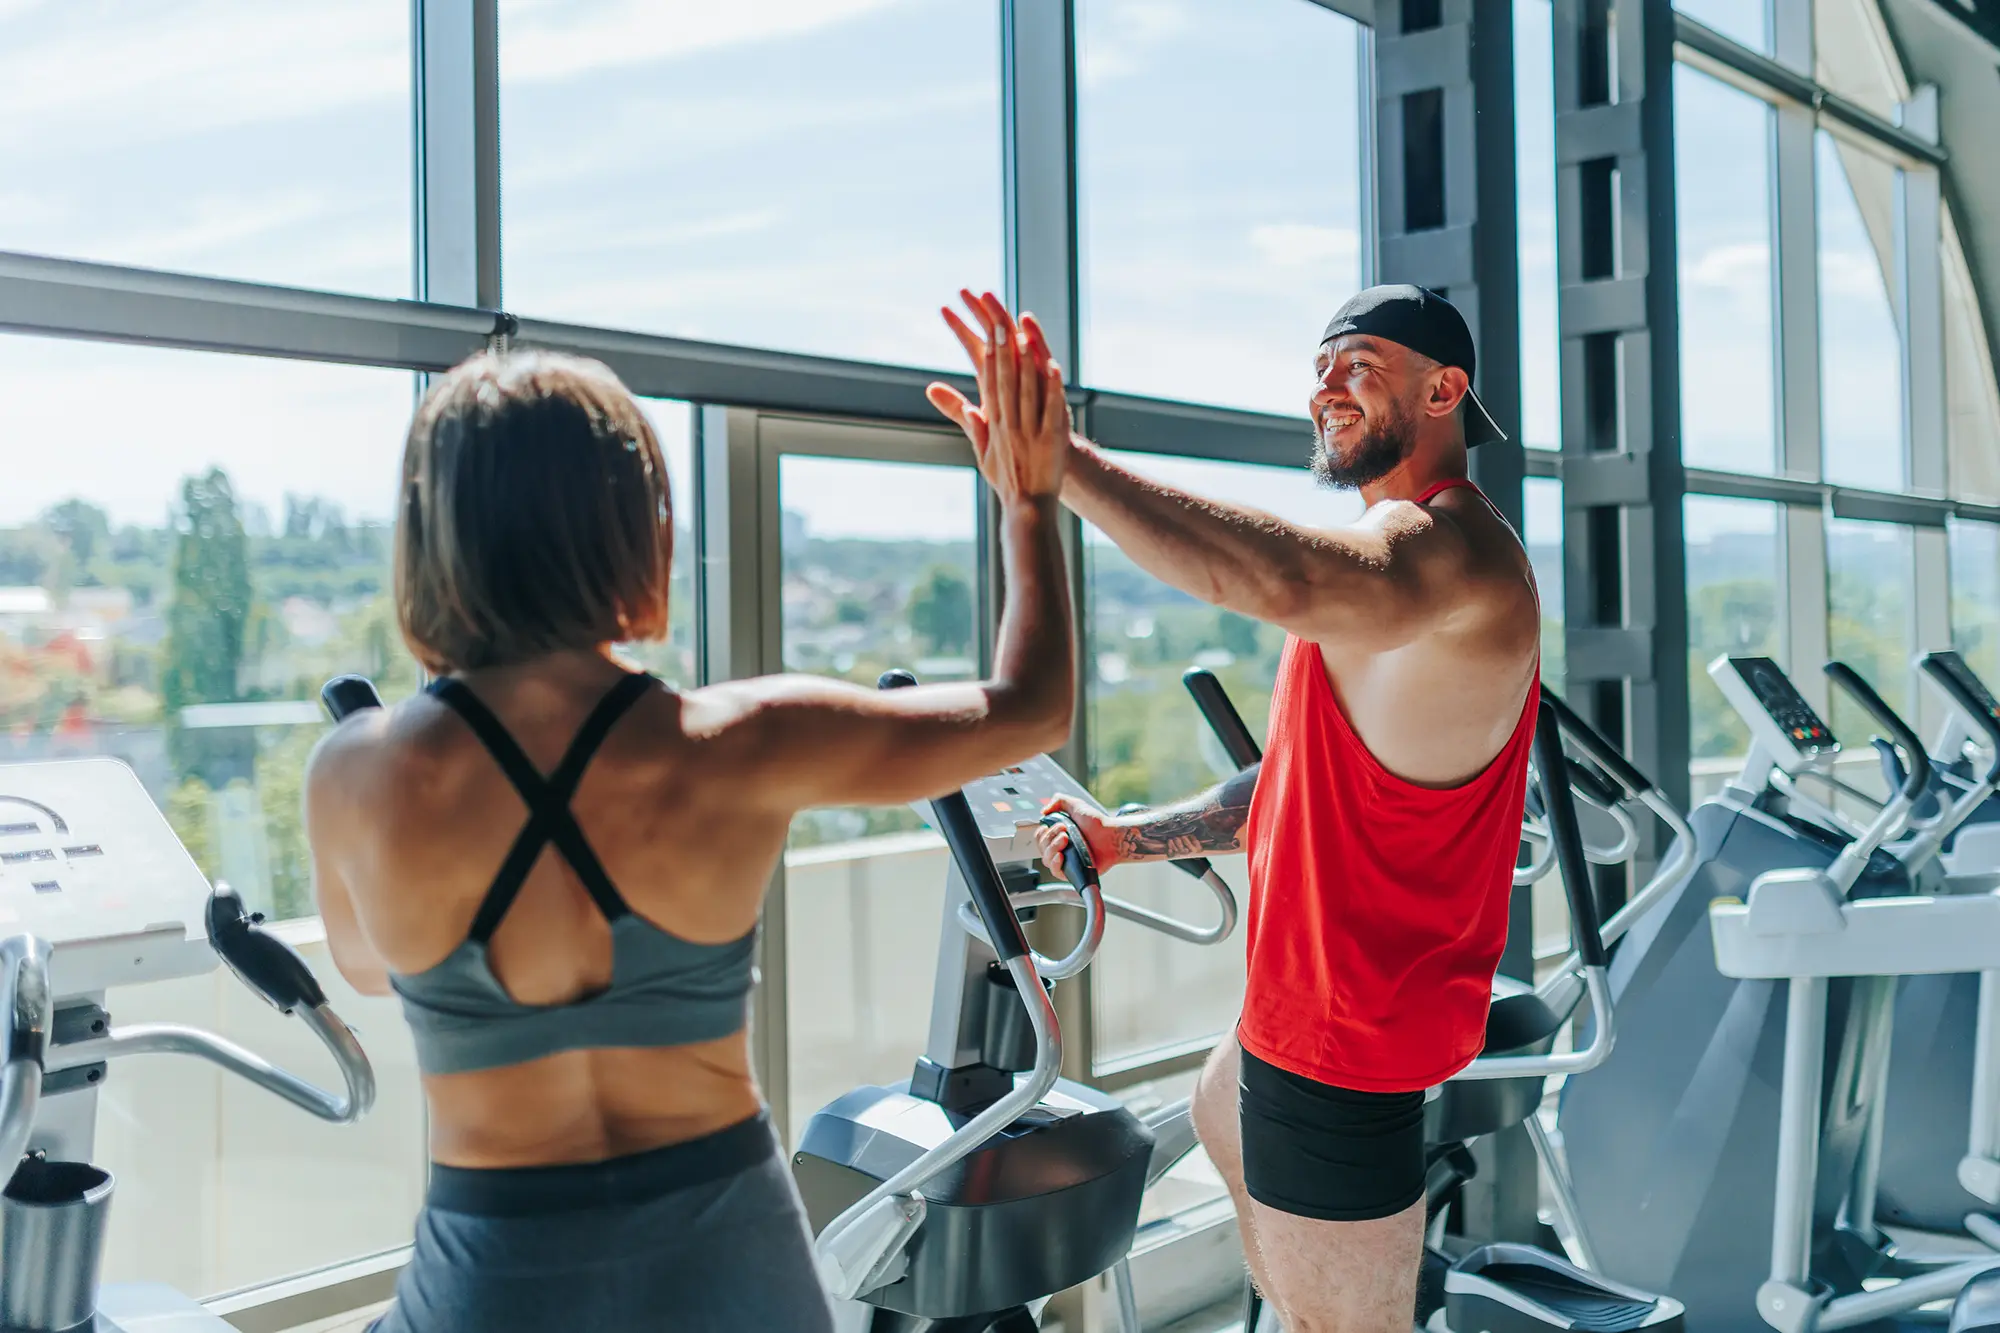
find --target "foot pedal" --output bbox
[1446,1243,1684,1333]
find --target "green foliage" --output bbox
[257,727,319,921]
[163,469,252,714]
[907,565,975,657]
[163,776,219,883]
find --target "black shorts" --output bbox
[1238,1048,1427,1222]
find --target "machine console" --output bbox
[0,759,216,998]
[943,754,1096,869]
[1711,656,1840,772]
[1928,650,2000,733]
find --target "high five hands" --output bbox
[926,291,1071,507]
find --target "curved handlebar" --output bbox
[1825,662,1930,805]
[1823,662,1930,891]
[1536,688,1655,797]
[1921,653,2000,787]
[0,937,50,1177]
[1183,668,1262,768]
[321,673,384,722]
[1536,694,1608,969]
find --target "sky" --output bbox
[0,0,1952,540]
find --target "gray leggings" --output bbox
[369,1114,833,1333]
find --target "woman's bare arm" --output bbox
[303,727,394,997]
[696,293,1075,812]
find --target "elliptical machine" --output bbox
[791,668,1247,1332]
[1559,652,2000,1332]
[0,753,375,1331]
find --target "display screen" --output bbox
[1930,651,2000,728]
[1731,656,1837,748]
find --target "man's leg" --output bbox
[1191,1038,1278,1300]
[1248,1195,1426,1333]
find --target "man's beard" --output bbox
[1310,398,1416,490]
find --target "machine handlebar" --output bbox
[1536,688,1655,797]
[1825,662,1931,805]
[1182,668,1262,768]
[1536,689,1608,969]
[1920,652,2000,787]
[321,673,384,722]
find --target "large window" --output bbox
[1687,497,1784,765]
[1818,133,1905,492]
[1076,0,1363,415]
[0,337,428,1292]
[1516,0,1560,453]
[0,1,410,296]
[1676,67,1777,476]
[1677,0,1769,54]
[1951,519,2000,687]
[775,452,979,1142]
[499,0,1002,369]
[1826,516,1916,744]
[1525,478,1564,693]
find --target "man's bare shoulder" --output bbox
[1410,488,1540,655]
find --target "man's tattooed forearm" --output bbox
[1113,763,1260,861]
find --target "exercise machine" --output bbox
[1559,653,2000,1332]
[791,667,1246,1332]
[0,755,375,1330]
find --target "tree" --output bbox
[162,470,253,774]
[907,565,975,657]
[44,499,111,571]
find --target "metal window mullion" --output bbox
[413,0,500,309]
[698,406,790,1144]
[1899,92,1946,499]
[1787,503,1832,716]
[1773,95,1823,482]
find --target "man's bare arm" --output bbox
[1062,440,1478,651]
[1105,763,1261,863]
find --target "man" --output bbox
[931,285,1542,1333]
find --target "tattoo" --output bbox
[1113,763,1260,862]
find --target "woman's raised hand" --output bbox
[925,290,1070,507]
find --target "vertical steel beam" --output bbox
[1553,0,1691,820]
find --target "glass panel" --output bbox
[1086,451,1361,1067]
[1826,517,1916,752]
[778,455,979,1142]
[1819,133,1905,492]
[620,400,698,686]
[1951,519,2000,687]
[499,0,1001,370]
[0,2,410,296]
[1525,478,1564,693]
[0,336,427,1291]
[1077,0,1363,415]
[1686,498,1784,782]
[1946,209,2000,504]
[1676,0,1769,54]
[1676,67,1777,475]
[1517,0,1560,453]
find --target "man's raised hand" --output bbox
[925,290,1070,507]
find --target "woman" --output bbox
[305,293,1071,1332]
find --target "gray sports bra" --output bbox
[389,672,756,1077]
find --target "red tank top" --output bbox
[1238,479,1539,1093]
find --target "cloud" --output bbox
[1681,242,1770,290]
[500,0,905,84]
[1820,248,1893,302]
[1249,223,1360,270]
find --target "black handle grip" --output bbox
[1921,652,2000,786]
[1824,661,1931,804]
[206,886,327,1014]
[1182,668,1262,768]
[1537,686,1654,796]
[880,670,1033,962]
[1565,757,1622,810]
[1038,812,1099,891]
[1533,701,1607,968]
[321,675,384,722]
